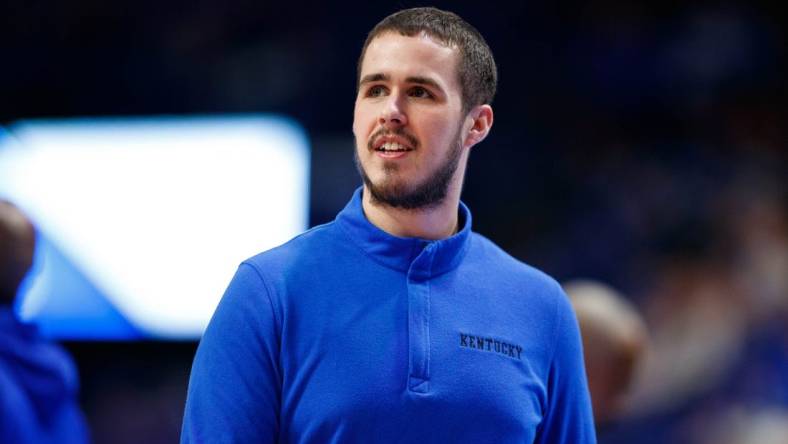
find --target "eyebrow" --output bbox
[359,73,389,85]
[406,76,444,93]
[359,73,445,94]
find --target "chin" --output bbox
[370,177,410,195]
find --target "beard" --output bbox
[354,125,464,210]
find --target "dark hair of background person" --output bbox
[0,200,36,306]
[356,6,497,114]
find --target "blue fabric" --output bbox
[0,307,89,444]
[183,188,596,443]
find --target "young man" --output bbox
[182,7,596,443]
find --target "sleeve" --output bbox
[534,289,597,444]
[181,262,282,444]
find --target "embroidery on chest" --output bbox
[458,332,523,360]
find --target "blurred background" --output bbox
[1,0,786,443]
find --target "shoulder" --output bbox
[242,220,346,275]
[468,232,565,296]
[466,232,573,327]
[228,220,362,309]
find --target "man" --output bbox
[0,200,89,443]
[182,7,595,443]
[564,280,647,429]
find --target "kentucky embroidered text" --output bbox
[459,333,523,360]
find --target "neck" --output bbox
[361,184,462,240]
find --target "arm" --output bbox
[181,263,282,444]
[534,291,597,444]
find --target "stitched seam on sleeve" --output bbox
[240,261,282,341]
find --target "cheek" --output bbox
[352,105,360,137]
[352,104,373,140]
[424,118,462,148]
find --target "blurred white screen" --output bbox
[0,115,310,340]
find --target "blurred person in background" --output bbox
[565,280,648,432]
[182,6,595,443]
[0,200,89,443]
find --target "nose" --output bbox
[379,94,407,128]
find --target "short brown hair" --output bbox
[358,7,497,114]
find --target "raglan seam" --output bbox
[239,261,282,344]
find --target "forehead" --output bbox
[360,32,460,88]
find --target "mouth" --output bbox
[369,131,418,159]
[375,141,413,153]
[374,141,413,159]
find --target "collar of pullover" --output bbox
[336,187,472,276]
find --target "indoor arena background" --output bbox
[2,1,786,443]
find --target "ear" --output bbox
[463,104,493,149]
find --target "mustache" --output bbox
[367,127,420,151]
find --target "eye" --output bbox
[408,86,434,99]
[365,85,388,98]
